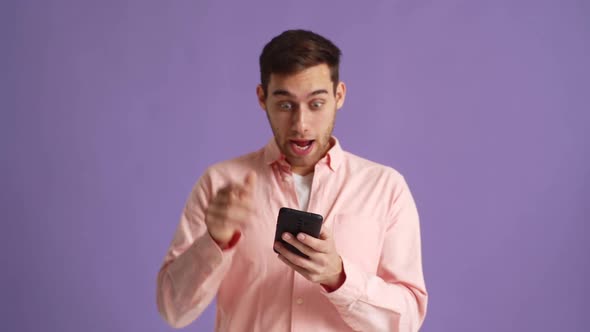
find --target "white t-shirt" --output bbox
[292,172,314,211]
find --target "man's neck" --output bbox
[291,167,315,176]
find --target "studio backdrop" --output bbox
[2,1,588,331]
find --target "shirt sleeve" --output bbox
[323,176,428,332]
[156,172,237,328]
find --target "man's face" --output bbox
[257,64,346,175]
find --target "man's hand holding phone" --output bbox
[274,225,346,292]
[205,171,257,249]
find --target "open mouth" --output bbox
[289,140,315,155]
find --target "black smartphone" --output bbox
[273,207,324,259]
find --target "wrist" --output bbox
[321,260,346,292]
[211,231,241,250]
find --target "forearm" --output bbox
[324,258,427,332]
[156,233,231,328]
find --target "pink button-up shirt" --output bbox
[157,137,427,331]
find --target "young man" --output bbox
[157,30,427,331]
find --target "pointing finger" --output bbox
[244,171,257,192]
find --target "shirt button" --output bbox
[296,298,304,305]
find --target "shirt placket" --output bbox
[291,273,308,331]
[290,163,326,332]
[273,160,305,331]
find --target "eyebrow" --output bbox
[271,89,329,98]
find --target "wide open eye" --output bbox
[278,102,294,111]
[310,100,325,110]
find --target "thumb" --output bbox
[244,171,257,192]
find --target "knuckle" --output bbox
[227,193,235,204]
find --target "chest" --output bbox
[237,171,389,274]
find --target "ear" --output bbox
[256,85,267,111]
[335,81,346,110]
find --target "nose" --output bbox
[292,109,309,133]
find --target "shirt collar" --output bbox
[263,136,343,172]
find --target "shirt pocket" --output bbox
[332,214,384,274]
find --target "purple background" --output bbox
[2,1,588,331]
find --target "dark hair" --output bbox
[259,29,342,97]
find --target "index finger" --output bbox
[295,229,330,253]
[243,171,257,193]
